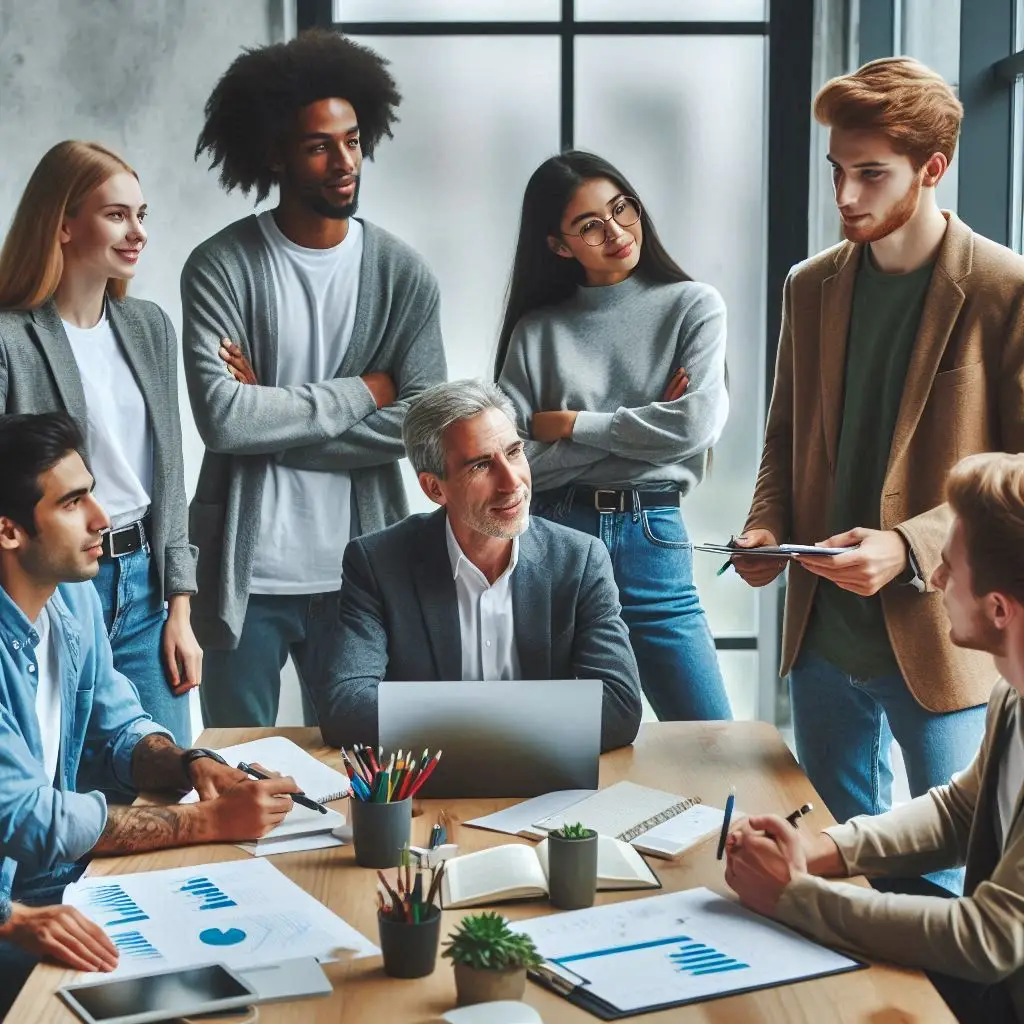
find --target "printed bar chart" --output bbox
[668,939,749,977]
[177,876,238,911]
[110,930,162,961]
[82,883,149,928]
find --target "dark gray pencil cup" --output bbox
[547,830,599,910]
[350,796,412,868]
[378,905,441,979]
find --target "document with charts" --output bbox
[511,887,862,1015]
[64,859,377,977]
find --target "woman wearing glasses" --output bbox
[495,151,731,722]
[0,141,200,749]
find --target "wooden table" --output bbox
[13,721,954,1023]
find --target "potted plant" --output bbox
[442,911,543,1005]
[547,821,598,910]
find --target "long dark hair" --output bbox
[493,151,691,380]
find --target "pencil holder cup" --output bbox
[378,905,441,979]
[351,796,412,868]
[547,829,598,910]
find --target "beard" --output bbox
[465,489,531,540]
[841,174,922,244]
[296,175,361,221]
[950,608,1007,658]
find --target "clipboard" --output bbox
[695,542,855,559]
[529,953,867,1019]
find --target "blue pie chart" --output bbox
[199,927,247,946]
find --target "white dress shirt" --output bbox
[444,517,521,681]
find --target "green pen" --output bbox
[716,558,732,577]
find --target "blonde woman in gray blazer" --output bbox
[0,141,199,748]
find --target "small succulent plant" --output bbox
[554,821,595,840]
[441,912,543,971]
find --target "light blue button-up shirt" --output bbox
[0,581,168,922]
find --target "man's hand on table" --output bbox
[0,904,119,973]
[724,814,844,916]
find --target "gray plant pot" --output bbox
[453,963,528,1006]
[547,830,598,910]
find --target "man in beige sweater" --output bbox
[726,452,1024,1022]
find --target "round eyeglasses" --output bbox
[569,197,642,247]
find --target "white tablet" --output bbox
[59,963,255,1024]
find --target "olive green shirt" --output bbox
[803,249,935,679]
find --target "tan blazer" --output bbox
[775,680,1024,1018]
[745,213,1024,711]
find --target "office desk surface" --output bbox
[13,721,954,1023]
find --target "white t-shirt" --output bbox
[996,701,1024,851]
[444,517,522,682]
[32,606,62,785]
[250,214,364,594]
[63,311,152,526]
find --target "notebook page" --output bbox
[443,845,549,906]
[630,804,729,858]
[533,781,697,842]
[180,736,351,804]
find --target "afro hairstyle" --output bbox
[195,29,401,203]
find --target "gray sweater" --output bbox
[498,274,729,492]
[180,216,447,649]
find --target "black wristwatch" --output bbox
[182,747,229,780]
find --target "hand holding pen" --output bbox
[236,761,327,814]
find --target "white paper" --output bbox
[630,805,730,858]
[533,781,692,841]
[180,736,351,804]
[238,831,348,858]
[512,887,859,1012]
[64,859,377,977]
[465,790,596,839]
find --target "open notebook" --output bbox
[440,838,659,910]
[180,736,350,844]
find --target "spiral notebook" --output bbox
[179,736,351,847]
[532,781,700,844]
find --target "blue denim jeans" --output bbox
[790,649,986,894]
[92,549,190,748]
[200,592,341,728]
[533,491,732,722]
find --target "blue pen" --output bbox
[716,786,736,861]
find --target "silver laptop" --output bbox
[378,679,603,798]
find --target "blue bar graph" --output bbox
[110,930,162,961]
[668,939,748,977]
[82,884,149,928]
[552,934,749,979]
[177,876,238,911]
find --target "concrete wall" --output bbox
[0,0,311,730]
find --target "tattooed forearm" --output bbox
[92,804,207,855]
[130,734,190,793]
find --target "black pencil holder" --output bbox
[351,796,412,868]
[378,905,441,979]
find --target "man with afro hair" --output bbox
[181,30,447,728]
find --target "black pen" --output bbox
[236,761,328,814]
[786,802,813,828]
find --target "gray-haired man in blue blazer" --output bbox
[309,379,643,752]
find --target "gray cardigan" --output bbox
[0,298,197,597]
[309,509,644,753]
[180,216,447,649]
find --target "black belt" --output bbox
[565,487,682,513]
[100,514,151,559]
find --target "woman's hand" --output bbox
[163,595,202,695]
[531,410,578,442]
[219,339,257,384]
[662,366,689,401]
